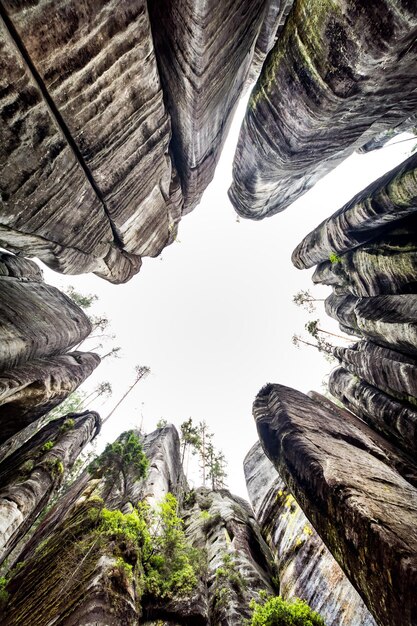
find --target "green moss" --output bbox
[41,441,54,453]
[329,252,342,264]
[59,418,75,433]
[0,576,9,609]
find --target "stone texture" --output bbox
[253,383,417,626]
[292,155,417,270]
[249,1,295,83]
[0,18,139,282]
[244,441,377,626]
[148,0,267,212]
[183,487,274,625]
[329,366,417,457]
[325,292,417,356]
[2,0,182,259]
[230,1,417,219]
[357,114,417,154]
[0,258,92,370]
[0,410,101,565]
[311,220,417,297]
[330,341,417,405]
[0,352,100,445]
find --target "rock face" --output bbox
[0,410,101,565]
[148,0,267,212]
[0,425,277,626]
[0,254,92,370]
[244,441,377,626]
[292,155,417,271]
[253,383,417,626]
[0,352,100,445]
[229,1,417,219]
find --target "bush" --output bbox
[89,430,149,484]
[249,595,325,626]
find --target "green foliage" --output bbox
[20,459,35,475]
[329,252,342,264]
[89,430,149,485]
[156,419,168,428]
[0,576,8,607]
[249,595,325,626]
[59,418,75,433]
[41,440,54,453]
[99,508,149,548]
[115,557,133,583]
[216,552,246,592]
[143,493,200,598]
[65,286,98,309]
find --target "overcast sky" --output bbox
[42,96,414,498]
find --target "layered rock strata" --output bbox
[0,352,100,446]
[244,441,377,626]
[328,366,417,457]
[0,410,101,565]
[292,155,417,270]
[0,254,92,370]
[1,425,278,626]
[253,383,417,626]
[148,0,267,212]
[2,0,182,260]
[229,1,417,219]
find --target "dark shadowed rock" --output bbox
[0,352,100,445]
[0,411,101,565]
[253,383,417,626]
[329,366,417,456]
[2,0,183,260]
[230,2,417,219]
[244,441,377,626]
[148,0,267,212]
[292,155,417,270]
[357,115,417,154]
[325,292,417,356]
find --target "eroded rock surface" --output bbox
[253,383,417,626]
[0,256,92,370]
[0,352,100,445]
[148,0,267,212]
[230,2,417,219]
[0,410,101,565]
[244,441,377,626]
[292,155,417,270]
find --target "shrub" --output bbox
[89,430,149,485]
[41,440,54,453]
[329,252,342,264]
[249,595,325,626]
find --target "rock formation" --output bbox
[229,1,417,219]
[0,425,277,626]
[253,383,417,626]
[0,410,101,565]
[0,352,100,446]
[244,441,377,626]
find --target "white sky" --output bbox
[42,96,414,498]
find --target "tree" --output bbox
[305,319,350,342]
[102,365,150,425]
[206,444,227,490]
[292,334,335,364]
[65,286,98,309]
[180,418,201,467]
[292,290,324,313]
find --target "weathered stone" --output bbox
[0,18,138,282]
[230,2,417,219]
[329,366,417,456]
[325,292,417,356]
[249,1,295,83]
[2,0,183,259]
[148,0,267,212]
[0,410,101,565]
[330,341,417,407]
[184,487,274,625]
[244,441,377,626]
[253,383,417,626]
[0,267,92,371]
[357,114,417,154]
[0,352,100,446]
[292,155,417,270]
[312,222,417,297]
